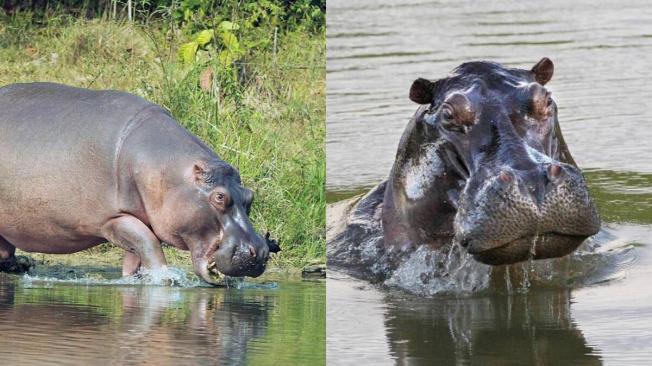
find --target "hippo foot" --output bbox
[131,271,178,286]
[0,255,35,273]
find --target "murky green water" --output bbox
[0,269,325,366]
[327,0,652,364]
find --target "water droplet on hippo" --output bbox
[504,267,513,294]
[527,233,540,275]
[444,243,458,273]
[519,262,531,292]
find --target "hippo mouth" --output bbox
[192,255,224,285]
[192,232,280,284]
[468,232,588,265]
[187,234,225,285]
[207,260,223,280]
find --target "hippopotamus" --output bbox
[328,58,600,280]
[0,82,280,284]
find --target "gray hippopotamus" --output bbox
[0,82,280,284]
[328,58,600,279]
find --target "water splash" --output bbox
[21,266,205,288]
[384,243,492,296]
[126,267,204,287]
[375,226,636,296]
[19,266,278,289]
[224,278,279,290]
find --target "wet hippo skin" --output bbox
[328,58,600,279]
[0,82,280,284]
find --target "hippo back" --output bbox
[0,82,167,164]
[0,83,172,249]
[327,182,389,281]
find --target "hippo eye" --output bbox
[441,105,454,121]
[211,190,230,211]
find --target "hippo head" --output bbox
[162,161,279,283]
[385,58,600,265]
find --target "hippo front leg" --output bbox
[101,215,167,274]
[122,251,142,277]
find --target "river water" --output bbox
[326,0,652,364]
[0,269,325,366]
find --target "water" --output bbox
[0,269,325,366]
[326,0,652,364]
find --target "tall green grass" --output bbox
[0,12,325,267]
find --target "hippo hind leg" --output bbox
[0,235,34,273]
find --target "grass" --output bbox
[0,11,325,269]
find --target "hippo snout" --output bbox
[207,234,271,279]
[454,162,601,265]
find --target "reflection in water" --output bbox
[383,290,600,365]
[327,272,603,365]
[0,274,325,366]
[115,287,269,365]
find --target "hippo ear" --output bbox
[409,78,436,104]
[531,57,554,85]
[192,162,208,184]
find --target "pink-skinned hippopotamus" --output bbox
[0,82,280,284]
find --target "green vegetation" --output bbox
[0,1,325,268]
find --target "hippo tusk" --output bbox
[208,266,221,278]
[265,232,281,253]
[207,261,221,276]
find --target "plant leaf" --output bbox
[219,21,239,31]
[220,31,241,54]
[195,29,214,47]
[178,41,199,65]
[218,50,234,66]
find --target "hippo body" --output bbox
[328,58,600,281]
[0,82,275,283]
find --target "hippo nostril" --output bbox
[248,244,256,257]
[459,238,470,248]
[498,170,512,184]
[548,164,562,179]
